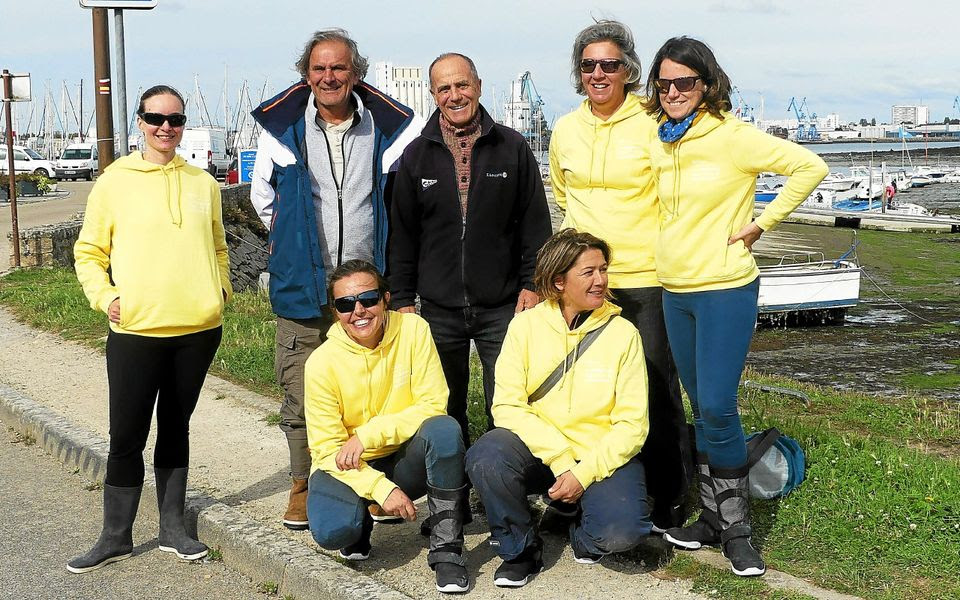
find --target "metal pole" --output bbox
[3,70,21,268]
[114,9,128,156]
[92,8,115,171]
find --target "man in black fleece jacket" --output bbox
[389,52,551,447]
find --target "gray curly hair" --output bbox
[570,20,642,95]
[295,28,369,80]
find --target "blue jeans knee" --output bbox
[306,470,367,549]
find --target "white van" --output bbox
[55,143,99,181]
[176,127,230,178]
[0,145,55,178]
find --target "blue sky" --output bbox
[4,0,959,130]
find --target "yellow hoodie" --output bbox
[650,111,828,292]
[304,311,448,505]
[74,152,232,336]
[549,94,660,289]
[492,299,648,491]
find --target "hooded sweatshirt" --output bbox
[304,311,448,505]
[74,152,232,337]
[549,94,660,289]
[650,110,828,293]
[491,299,649,491]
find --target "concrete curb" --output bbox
[0,384,411,600]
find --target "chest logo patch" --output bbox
[421,178,438,190]
[486,171,508,178]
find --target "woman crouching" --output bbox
[303,259,468,594]
[466,229,652,588]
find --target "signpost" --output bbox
[239,149,257,183]
[2,71,31,268]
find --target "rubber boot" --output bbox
[424,483,469,594]
[664,453,721,549]
[712,464,765,577]
[156,467,208,560]
[66,484,142,574]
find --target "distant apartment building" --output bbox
[891,104,929,126]
[373,62,435,121]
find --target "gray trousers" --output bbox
[275,314,334,479]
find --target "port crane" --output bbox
[731,86,755,123]
[787,96,818,141]
[505,71,547,154]
[954,95,960,118]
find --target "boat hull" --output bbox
[758,260,861,316]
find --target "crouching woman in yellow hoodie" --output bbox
[466,229,651,588]
[643,37,827,577]
[70,85,232,574]
[303,260,468,594]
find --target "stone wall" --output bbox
[7,183,270,293]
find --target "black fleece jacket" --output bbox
[389,105,551,309]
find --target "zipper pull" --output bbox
[461,217,466,241]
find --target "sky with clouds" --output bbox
[3,0,958,131]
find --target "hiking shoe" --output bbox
[369,503,403,524]
[663,515,721,550]
[493,546,544,587]
[282,478,309,531]
[435,561,469,593]
[722,536,766,577]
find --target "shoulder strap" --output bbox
[746,427,782,467]
[528,317,614,404]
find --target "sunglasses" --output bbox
[654,76,701,93]
[579,59,624,74]
[139,112,187,127]
[333,289,382,314]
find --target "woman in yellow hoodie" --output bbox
[69,85,231,574]
[643,38,828,577]
[466,229,651,588]
[303,259,468,594]
[549,20,691,530]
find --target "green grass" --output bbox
[3,268,959,599]
[901,359,960,391]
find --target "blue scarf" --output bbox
[658,111,698,143]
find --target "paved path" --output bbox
[0,418,264,600]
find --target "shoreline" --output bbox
[819,145,960,165]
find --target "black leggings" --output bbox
[105,327,222,487]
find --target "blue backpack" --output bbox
[745,428,806,499]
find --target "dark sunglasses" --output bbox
[654,76,701,93]
[579,59,624,74]
[139,112,187,127]
[333,289,382,314]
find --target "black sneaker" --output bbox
[338,517,373,561]
[572,545,602,565]
[435,561,469,593]
[663,515,721,550]
[493,546,544,588]
[723,536,766,577]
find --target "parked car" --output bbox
[225,156,239,184]
[55,142,99,181]
[0,145,55,178]
[176,127,231,179]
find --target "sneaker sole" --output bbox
[66,552,131,574]
[338,551,370,561]
[663,532,704,550]
[371,514,404,523]
[574,556,601,565]
[158,545,209,561]
[493,565,543,588]
[283,520,310,531]
[731,565,766,577]
[436,582,469,593]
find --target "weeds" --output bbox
[256,581,278,595]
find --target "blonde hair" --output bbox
[533,229,611,302]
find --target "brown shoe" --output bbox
[369,503,403,524]
[282,478,309,530]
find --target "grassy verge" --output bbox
[2,268,959,599]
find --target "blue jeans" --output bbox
[662,278,760,469]
[419,299,514,446]
[610,287,692,514]
[306,415,464,549]
[466,428,651,560]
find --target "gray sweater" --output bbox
[304,95,375,275]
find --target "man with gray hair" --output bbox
[250,28,422,533]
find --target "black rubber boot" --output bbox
[664,453,721,550]
[425,483,469,594]
[156,467,208,560]
[712,464,765,577]
[66,484,142,574]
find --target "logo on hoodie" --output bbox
[486,171,508,179]
[421,178,437,190]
